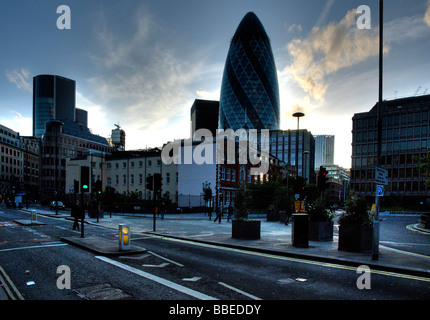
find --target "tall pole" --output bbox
[293,112,305,178]
[373,0,383,261]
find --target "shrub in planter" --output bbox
[307,198,334,241]
[338,194,373,252]
[232,184,261,240]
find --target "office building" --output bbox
[219,12,280,131]
[269,129,315,183]
[350,94,430,204]
[0,124,23,199]
[191,99,219,136]
[314,135,335,169]
[33,75,76,137]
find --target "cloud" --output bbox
[5,69,32,92]
[286,9,385,103]
[86,5,209,148]
[196,89,220,100]
[287,24,303,33]
[424,0,430,26]
[0,111,32,136]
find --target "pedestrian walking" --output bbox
[71,200,81,230]
[227,204,234,222]
[214,206,222,223]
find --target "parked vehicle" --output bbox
[50,201,65,210]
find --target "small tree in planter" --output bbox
[307,197,334,241]
[232,183,261,239]
[338,193,373,252]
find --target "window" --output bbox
[107,177,111,185]
[166,172,170,184]
[130,174,134,185]
[148,160,152,166]
[139,174,143,184]
[115,175,119,185]
[123,175,127,184]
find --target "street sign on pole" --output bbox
[374,167,388,185]
[376,185,384,197]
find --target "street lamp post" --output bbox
[303,151,310,182]
[293,112,305,178]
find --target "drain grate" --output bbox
[74,283,133,300]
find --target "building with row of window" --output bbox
[350,94,430,205]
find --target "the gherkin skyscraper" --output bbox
[219,12,280,131]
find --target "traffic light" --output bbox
[94,180,102,194]
[154,173,162,195]
[317,165,329,194]
[146,175,153,191]
[81,166,90,192]
[74,180,79,194]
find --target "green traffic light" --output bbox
[83,185,88,189]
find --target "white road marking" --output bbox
[218,282,262,300]
[148,250,184,267]
[182,277,201,282]
[95,256,218,300]
[142,262,170,268]
[0,243,68,252]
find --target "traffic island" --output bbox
[61,236,146,256]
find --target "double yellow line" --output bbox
[0,265,24,300]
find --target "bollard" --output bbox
[31,210,37,224]
[119,224,130,251]
[292,213,309,248]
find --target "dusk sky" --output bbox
[1,0,430,169]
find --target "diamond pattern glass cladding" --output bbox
[219,12,280,131]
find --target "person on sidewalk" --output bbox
[214,206,222,223]
[71,200,81,230]
[227,204,234,222]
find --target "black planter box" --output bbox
[419,213,430,229]
[338,225,373,253]
[309,221,333,241]
[232,220,261,240]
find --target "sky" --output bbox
[1,0,430,169]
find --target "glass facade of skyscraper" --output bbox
[219,12,280,131]
[33,75,76,137]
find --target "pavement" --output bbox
[8,207,430,280]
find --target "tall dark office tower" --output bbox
[33,75,76,137]
[219,12,280,131]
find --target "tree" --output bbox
[416,151,430,186]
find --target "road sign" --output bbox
[374,167,388,185]
[376,185,384,197]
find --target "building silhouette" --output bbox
[219,12,280,131]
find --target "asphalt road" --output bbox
[0,207,429,306]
